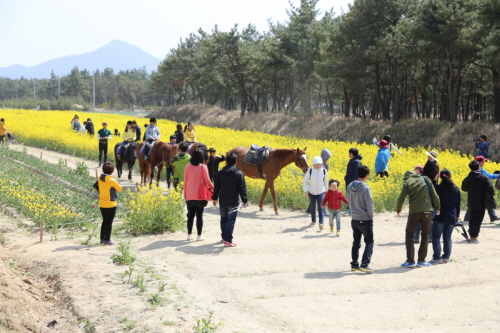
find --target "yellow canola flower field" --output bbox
[3,109,498,211]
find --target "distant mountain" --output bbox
[0,40,163,79]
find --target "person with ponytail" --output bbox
[117,121,136,158]
[184,122,197,142]
[430,169,461,264]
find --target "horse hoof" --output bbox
[275,212,280,216]
[259,209,264,212]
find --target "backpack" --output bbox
[309,168,327,182]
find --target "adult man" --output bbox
[462,160,495,242]
[375,140,390,177]
[397,170,440,268]
[132,120,141,142]
[171,142,191,189]
[475,135,490,158]
[347,165,374,274]
[143,118,160,160]
[463,156,500,223]
[207,148,226,182]
[212,153,248,247]
[97,122,112,167]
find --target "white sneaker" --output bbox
[187,234,193,241]
[196,236,205,241]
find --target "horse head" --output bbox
[295,147,309,173]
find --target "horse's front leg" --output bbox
[269,181,279,215]
[128,162,133,181]
[259,180,271,212]
[156,163,164,187]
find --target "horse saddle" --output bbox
[244,145,270,179]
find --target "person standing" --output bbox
[462,160,495,242]
[212,152,248,247]
[85,118,95,136]
[321,148,332,171]
[423,150,439,183]
[322,179,348,235]
[175,124,184,143]
[375,140,390,177]
[97,122,112,167]
[345,148,362,189]
[430,169,461,264]
[347,165,374,273]
[397,170,441,268]
[0,118,7,145]
[166,135,177,189]
[475,135,490,158]
[303,156,328,230]
[132,120,141,142]
[184,122,197,142]
[143,118,160,160]
[93,162,122,245]
[171,142,191,189]
[183,149,214,241]
[207,148,226,182]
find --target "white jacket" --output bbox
[303,167,328,195]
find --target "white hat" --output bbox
[425,150,439,162]
[312,156,323,165]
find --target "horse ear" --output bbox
[296,148,300,152]
[303,147,307,152]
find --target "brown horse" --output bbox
[136,141,171,187]
[168,142,208,178]
[228,147,309,215]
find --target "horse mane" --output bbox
[272,149,296,159]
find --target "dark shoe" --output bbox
[103,240,115,245]
[359,266,374,274]
[98,162,102,167]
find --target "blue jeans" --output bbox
[220,205,238,243]
[464,208,498,222]
[328,209,341,230]
[308,192,325,224]
[431,222,454,260]
[350,219,374,269]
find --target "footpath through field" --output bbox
[2,144,500,332]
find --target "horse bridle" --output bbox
[295,151,308,171]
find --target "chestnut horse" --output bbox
[228,147,309,215]
[136,141,171,187]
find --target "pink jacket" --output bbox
[184,164,214,201]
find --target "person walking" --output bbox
[212,152,248,247]
[175,124,184,143]
[463,156,500,223]
[0,118,7,145]
[462,160,495,242]
[475,135,490,158]
[97,122,112,167]
[429,169,461,264]
[343,148,362,216]
[397,170,441,268]
[322,179,348,235]
[207,148,226,182]
[132,120,141,142]
[347,165,374,274]
[303,156,328,230]
[171,142,191,189]
[183,149,214,241]
[85,118,95,136]
[93,162,122,245]
[166,135,177,189]
[184,122,197,142]
[375,140,390,177]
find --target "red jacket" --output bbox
[322,189,348,210]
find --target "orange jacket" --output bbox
[0,122,7,136]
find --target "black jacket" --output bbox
[208,155,226,180]
[461,170,494,210]
[344,155,362,187]
[85,121,95,135]
[433,183,460,225]
[175,130,184,144]
[212,165,248,207]
[135,126,142,142]
[423,160,439,181]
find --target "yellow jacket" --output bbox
[185,129,196,142]
[122,128,136,141]
[96,175,122,208]
[0,122,7,136]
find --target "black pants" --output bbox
[186,200,206,235]
[469,209,485,238]
[99,142,108,163]
[166,166,173,187]
[100,207,117,241]
[0,135,4,144]
[351,220,374,269]
[376,171,389,178]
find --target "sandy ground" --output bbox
[2,144,500,332]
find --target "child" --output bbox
[322,179,348,235]
[114,129,121,137]
[93,162,122,245]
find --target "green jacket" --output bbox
[396,170,441,214]
[171,153,191,181]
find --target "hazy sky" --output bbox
[0,0,352,68]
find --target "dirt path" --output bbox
[2,144,500,332]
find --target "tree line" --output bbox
[1,0,499,123]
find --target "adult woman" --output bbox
[73,116,82,132]
[0,118,7,145]
[303,156,329,230]
[174,124,184,143]
[183,149,214,241]
[184,122,197,142]
[117,121,136,158]
[430,169,461,264]
[70,115,78,130]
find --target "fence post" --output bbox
[40,152,42,159]
[40,221,44,243]
[65,159,67,166]
[95,169,98,178]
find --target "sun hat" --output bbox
[379,140,389,148]
[312,156,323,165]
[425,150,439,161]
[474,156,488,163]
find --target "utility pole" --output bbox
[16,79,18,99]
[58,76,60,99]
[92,72,96,111]
[33,79,36,98]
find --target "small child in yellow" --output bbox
[93,162,122,245]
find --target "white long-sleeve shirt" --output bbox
[146,125,160,141]
[303,167,328,195]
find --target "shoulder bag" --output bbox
[198,165,214,200]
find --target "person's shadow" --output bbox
[139,240,225,255]
[304,267,415,279]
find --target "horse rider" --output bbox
[117,121,136,159]
[143,118,160,160]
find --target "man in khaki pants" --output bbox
[396,170,440,268]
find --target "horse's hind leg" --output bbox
[128,162,133,181]
[259,181,271,212]
[149,165,155,188]
[156,164,163,187]
[269,181,279,215]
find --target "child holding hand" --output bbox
[322,179,348,236]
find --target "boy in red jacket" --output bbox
[322,180,348,235]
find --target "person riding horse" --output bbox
[117,121,136,159]
[142,118,161,160]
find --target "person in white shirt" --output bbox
[303,156,329,230]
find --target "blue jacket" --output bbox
[433,183,460,225]
[476,141,490,158]
[344,155,363,186]
[375,148,390,173]
[481,167,499,180]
